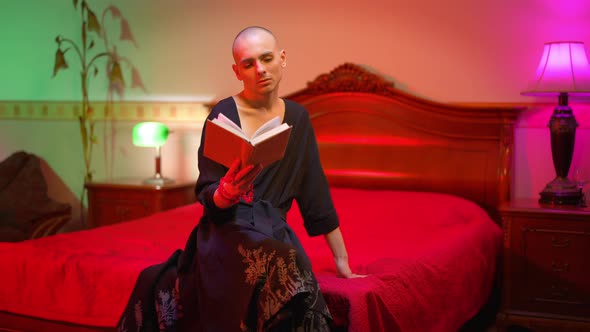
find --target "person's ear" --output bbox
[280,49,287,68]
[232,64,243,81]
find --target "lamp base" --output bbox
[539,176,584,206]
[143,176,175,187]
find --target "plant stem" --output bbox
[87,52,113,70]
[59,38,84,64]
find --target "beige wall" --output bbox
[4,0,590,102]
[1,0,590,229]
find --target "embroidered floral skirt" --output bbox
[116,218,332,332]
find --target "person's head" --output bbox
[231,26,287,97]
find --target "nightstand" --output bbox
[496,199,590,332]
[85,178,196,228]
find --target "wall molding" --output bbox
[0,100,213,122]
[2,100,589,129]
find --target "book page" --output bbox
[212,114,247,140]
[204,117,292,168]
[248,126,292,167]
[250,123,292,145]
[216,113,242,131]
[251,116,281,139]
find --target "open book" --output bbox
[203,113,292,168]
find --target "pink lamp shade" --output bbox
[522,41,590,95]
[521,41,590,206]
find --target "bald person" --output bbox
[116,26,360,332]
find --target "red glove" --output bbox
[216,159,262,205]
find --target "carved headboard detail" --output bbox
[284,63,524,222]
[296,63,397,97]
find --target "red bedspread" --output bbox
[0,188,501,332]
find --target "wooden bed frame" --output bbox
[286,63,522,223]
[0,63,523,332]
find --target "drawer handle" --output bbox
[551,237,570,248]
[551,261,569,272]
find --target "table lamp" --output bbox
[132,121,174,186]
[522,41,590,205]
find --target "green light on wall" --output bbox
[132,122,169,147]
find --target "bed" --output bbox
[0,63,522,332]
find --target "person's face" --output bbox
[232,31,286,96]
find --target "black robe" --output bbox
[116,97,339,332]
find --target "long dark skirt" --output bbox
[116,205,332,332]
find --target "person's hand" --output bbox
[223,159,262,196]
[334,256,366,279]
[214,159,263,208]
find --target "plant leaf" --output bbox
[119,18,137,47]
[73,0,78,9]
[108,61,125,97]
[107,5,122,18]
[52,48,69,77]
[131,66,147,92]
[87,8,102,36]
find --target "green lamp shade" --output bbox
[132,122,169,147]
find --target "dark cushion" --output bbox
[0,151,71,242]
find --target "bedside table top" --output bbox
[85,177,196,190]
[501,198,590,216]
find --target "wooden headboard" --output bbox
[284,63,523,221]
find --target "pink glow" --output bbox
[540,0,590,18]
[317,135,445,147]
[524,41,590,94]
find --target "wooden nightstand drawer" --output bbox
[92,200,150,226]
[519,226,590,274]
[93,188,153,201]
[509,218,590,317]
[86,178,196,228]
[498,200,590,331]
[512,268,590,318]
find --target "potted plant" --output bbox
[52,0,145,224]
